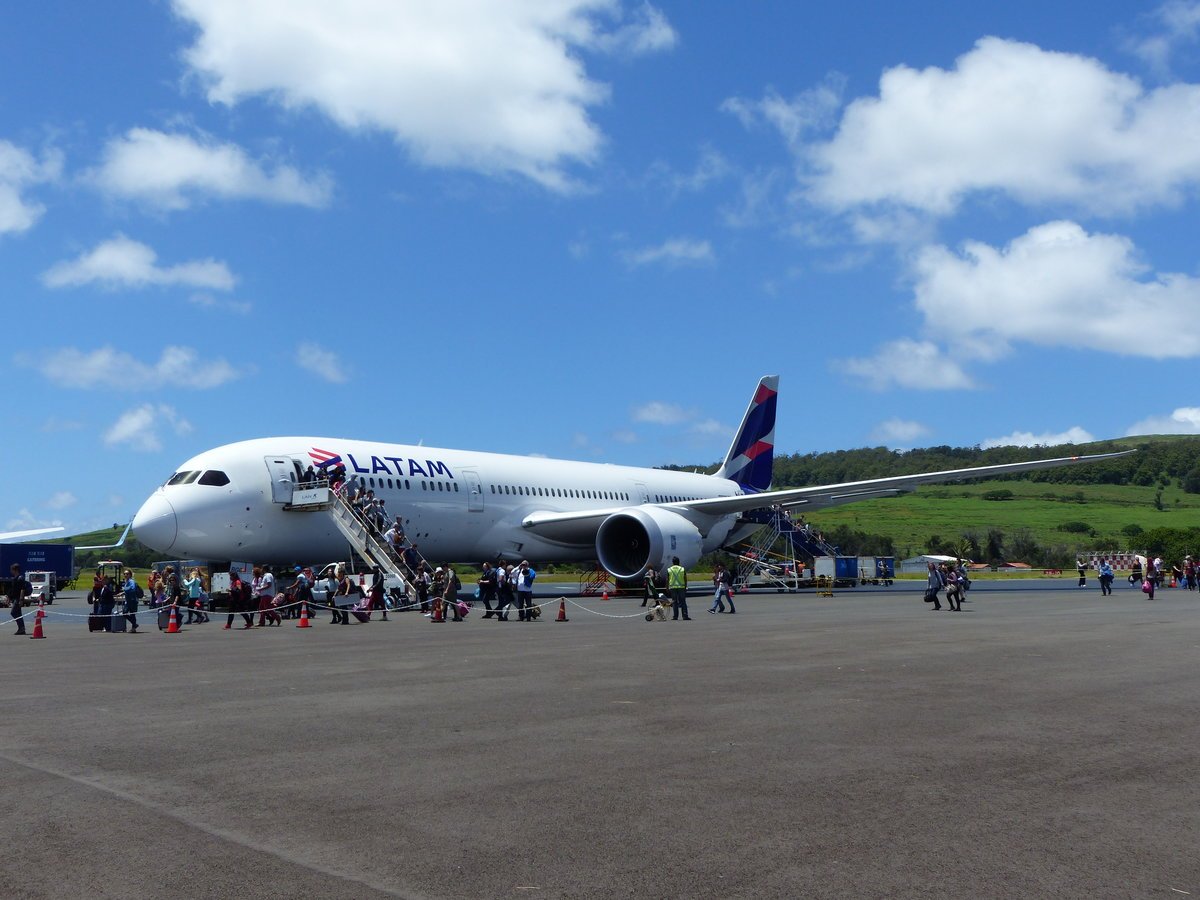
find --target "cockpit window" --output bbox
[167,471,201,486]
[198,470,230,487]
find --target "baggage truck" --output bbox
[813,556,858,587]
[0,543,75,594]
[857,556,895,585]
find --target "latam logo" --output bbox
[310,446,455,480]
[309,447,343,468]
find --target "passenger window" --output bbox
[198,470,230,487]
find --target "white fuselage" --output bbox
[132,437,744,566]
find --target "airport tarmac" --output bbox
[2,585,1198,899]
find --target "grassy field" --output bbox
[815,478,1199,557]
[49,476,1200,573]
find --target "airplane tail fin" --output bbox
[714,376,778,493]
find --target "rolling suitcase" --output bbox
[158,607,173,631]
[88,613,105,632]
[110,609,127,633]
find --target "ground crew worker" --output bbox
[668,557,691,620]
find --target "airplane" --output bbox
[131,376,1130,578]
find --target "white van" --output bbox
[27,571,57,604]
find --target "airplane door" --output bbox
[462,470,484,512]
[635,482,650,505]
[265,457,296,504]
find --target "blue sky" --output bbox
[5,1,1200,536]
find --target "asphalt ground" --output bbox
[1,583,1198,899]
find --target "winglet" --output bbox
[77,522,131,550]
[714,375,778,493]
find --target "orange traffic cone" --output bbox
[296,599,311,628]
[555,597,568,622]
[30,604,46,639]
[166,603,181,634]
[601,591,609,602]
[432,597,444,623]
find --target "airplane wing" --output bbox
[676,449,1135,516]
[0,526,66,541]
[76,522,132,550]
[521,450,1134,538]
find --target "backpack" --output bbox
[453,572,462,591]
[135,582,145,599]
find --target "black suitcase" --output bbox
[158,607,173,631]
[88,614,105,632]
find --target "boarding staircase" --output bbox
[579,563,616,597]
[284,484,427,586]
[730,508,839,591]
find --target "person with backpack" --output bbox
[444,565,463,621]
[515,561,536,622]
[122,568,141,633]
[495,564,514,621]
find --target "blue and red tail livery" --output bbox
[714,376,778,493]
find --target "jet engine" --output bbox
[596,507,703,580]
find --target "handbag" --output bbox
[1141,579,1151,594]
[923,587,936,602]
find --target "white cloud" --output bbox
[45,491,77,510]
[296,342,350,384]
[1128,1,1200,75]
[39,417,84,433]
[624,237,714,267]
[91,128,332,210]
[32,345,241,390]
[105,405,194,452]
[188,292,252,314]
[0,140,62,235]
[589,2,677,56]
[689,418,728,437]
[722,76,845,150]
[804,37,1200,219]
[980,427,1095,449]
[870,418,931,446]
[912,221,1200,359]
[632,401,690,425]
[172,0,675,191]
[1125,406,1200,435]
[42,235,236,291]
[5,508,64,532]
[610,429,639,444]
[838,339,976,391]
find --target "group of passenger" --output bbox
[1088,554,1200,600]
[923,560,971,611]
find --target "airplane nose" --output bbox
[132,493,177,552]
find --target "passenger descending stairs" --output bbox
[731,508,839,591]
[285,485,425,586]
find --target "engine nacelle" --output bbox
[596,507,703,580]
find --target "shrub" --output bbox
[1058,521,1094,535]
[983,489,1014,501]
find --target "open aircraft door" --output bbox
[463,470,484,512]
[265,457,297,504]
